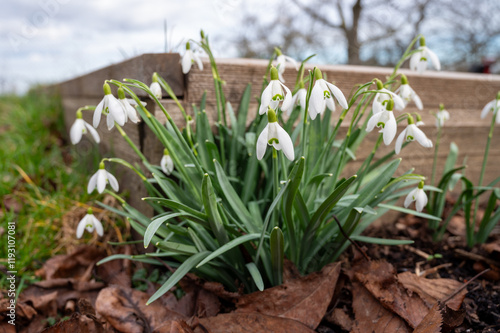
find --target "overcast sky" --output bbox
[1,0,256,93]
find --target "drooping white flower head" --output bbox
[309,68,348,120]
[372,79,405,114]
[395,75,423,110]
[435,104,450,128]
[415,113,425,126]
[76,208,103,239]
[395,115,433,154]
[404,181,428,212]
[87,161,119,194]
[366,98,397,145]
[150,73,162,99]
[480,92,500,124]
[182,42,203,74]
[289,83,307,116]
[161,149,174,175]
[93,83,126,129]
[259,67,293,115]
[117,87,140,124]
[275,48,299,82]
[70,110,100,145]
[409,37,441,74]
[256,108,295,161]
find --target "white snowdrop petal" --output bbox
[87,172,98,194]
[70,119,84,145]
[276,125,295,161]
[84,122,101,143]
[93,99,105,128]
[481,100,495,119]
[97,169,107,194]
[106,171,119,192]
[326,82,348,110]
[256,125,269,160]
[426,47,441,71]
[182,52,192,74]
[92,215,104,236]
[395,129,407,155]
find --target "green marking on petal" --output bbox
[406,135,414,141]
[377,122,385,128]
[323,91,331,99]
[272,94,284,101]
[268,138,279,145]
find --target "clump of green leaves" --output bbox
[92,33,448,304]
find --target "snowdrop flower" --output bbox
[396,75,423,110]
[309,68,348,120]
[256,108,294,161]
[480,92,500,124]
[372,79,405,114]
[404,181,428,212]
[150,73,162,99]
[289,82,307,115]
[93,83,126,129]
[160,149,174,175]
[182,42,203,74]
[435,104,450,128]
[366,98,397,145]
[76,208,103,239]
[117,87,140,124]
[70,110,100,145]
[395,115,432,154]
[259,67,293,115]
[87,161,119,194]
[409,37,441,74]
[415,113,425,126]
[275,48,299,82]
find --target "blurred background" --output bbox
[2,0,500,94]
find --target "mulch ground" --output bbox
[1,209,499,332]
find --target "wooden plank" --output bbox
[59,53,184,98]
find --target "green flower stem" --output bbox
[103,157,147,182]
[114,124,148,165]
[151,75,198,156]
[431,125,442,188]
[472,106,497,237]
[355,133,383,192]
[272,148,279,229]
[300,68,316,163]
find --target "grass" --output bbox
[0,87,101,290]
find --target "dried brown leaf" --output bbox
[36,246,106,280]
[350,282,410,333]
[324,308,353,332]
[154,320,194,333]
[413,303,443,333]
[352,260,429,328]
[397,271,467,311]
[193,312,316,333]
[236,262,341,330]
[42,312,106,333]
[95,285,186,332]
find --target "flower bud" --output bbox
[103,83,112,95]
[270,67,279,81]
[314,67,323,80]
[267,108,278,123]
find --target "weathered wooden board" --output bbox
[59,53,184,98]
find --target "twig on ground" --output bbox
[454,248,500,267]
[441,268,490,304]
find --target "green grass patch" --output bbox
[0,87,100,290]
